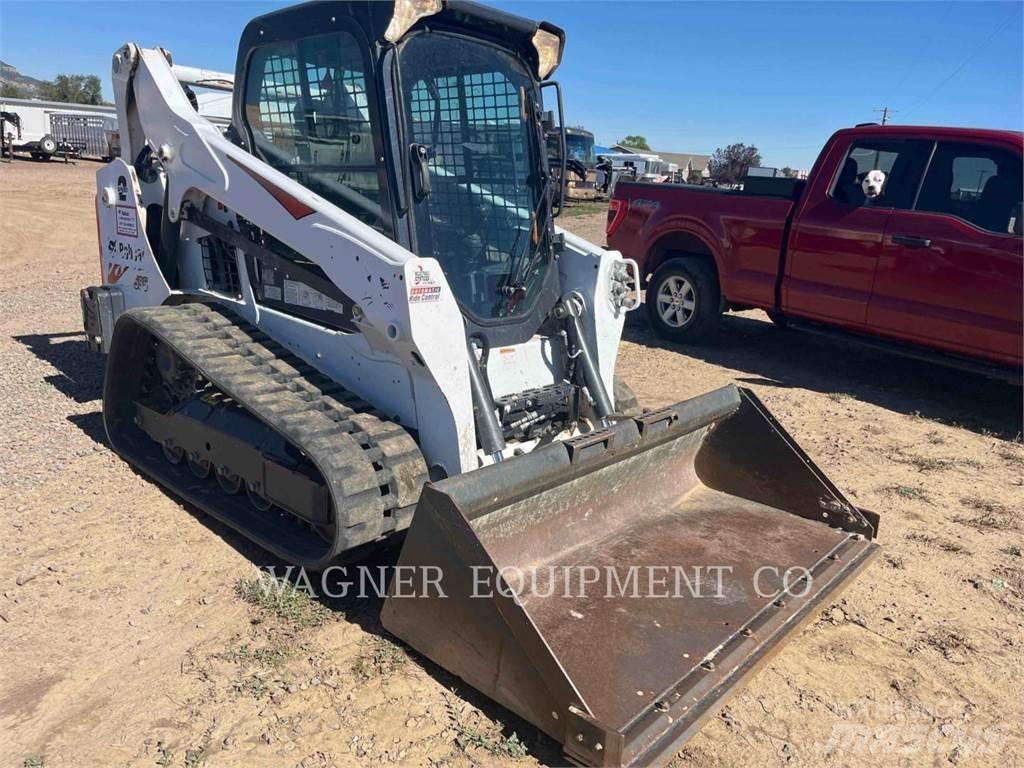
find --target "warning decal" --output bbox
[115,205,138,238]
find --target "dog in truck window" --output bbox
[862,169,886,199]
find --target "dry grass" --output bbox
[905,531,970,555]
[891,451,982,473]
[879,484,932,503]
[352,635,408,680]
[953,496,1017,532]
[234,573,329,628]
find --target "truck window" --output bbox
[829,139,927,209]
[244,32,390,235]
[914,141,1023,234]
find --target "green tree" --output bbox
[38,74,103,105]
[620,135,651,151]
[708,143,763,185]
[1,83,26,98]
[780,166,797,178]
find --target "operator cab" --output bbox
[234,0,567,346]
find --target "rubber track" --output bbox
[116,302,427,562]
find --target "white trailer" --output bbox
[0,97,118,160]
[1,91,233,161]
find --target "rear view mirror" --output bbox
[1011,202,1023,236]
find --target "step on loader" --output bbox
[80,2,880,764]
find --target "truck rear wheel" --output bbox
[645,258,720,342]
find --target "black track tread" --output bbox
[126,302,427,551]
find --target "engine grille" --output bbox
[200,236,240,297]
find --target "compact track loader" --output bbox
[80,2,880,764]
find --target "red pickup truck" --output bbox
[607,125,1023,377]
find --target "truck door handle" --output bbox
[891,235,932,248]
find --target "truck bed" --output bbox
[609,180,798,309]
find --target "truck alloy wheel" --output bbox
[655,276,696,328]
[645,259,721,342]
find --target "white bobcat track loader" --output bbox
[79,1,881,764]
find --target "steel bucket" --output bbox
[382,385,879,766]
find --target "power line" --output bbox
[901,4,1021,119]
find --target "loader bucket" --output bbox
[381,385,880,767]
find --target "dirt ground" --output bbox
[2,160,1022,768]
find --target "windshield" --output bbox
[399,32,550,322]
[566,133,595,165]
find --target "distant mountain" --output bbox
[0,61,47,97]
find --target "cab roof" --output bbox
[840,124,1023,143]
[239,1,564,81]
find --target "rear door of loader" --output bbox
[383,385,879,766]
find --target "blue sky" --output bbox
[1,1,1020,169]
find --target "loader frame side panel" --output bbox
[116,45,477,475]
[95,160,172,309]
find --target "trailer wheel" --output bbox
[645,258,720,342]
[39,135,57,156]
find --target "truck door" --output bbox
[784,137,927,327]
[868,139,1023,365]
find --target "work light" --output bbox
[531,28,562,79]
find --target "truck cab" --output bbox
[786,125,1022,368]
[609,124,1023,375]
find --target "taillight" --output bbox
[606,198,627,237]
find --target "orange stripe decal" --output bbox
[228,156,315,220]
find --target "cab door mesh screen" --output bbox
[408,71,532,273]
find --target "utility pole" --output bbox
[874,106,897,125]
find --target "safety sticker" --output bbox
[115,205,138,238]
[282,279,345,315]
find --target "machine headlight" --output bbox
[531,28,562,79]
[385,0,443,43]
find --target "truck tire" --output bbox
[645,258,720,342]
[613,375,642,417]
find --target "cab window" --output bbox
[914,141,1023,234]
[829,139,929,209]
[244,31,390,235]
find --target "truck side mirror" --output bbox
[1011,202,1023,236]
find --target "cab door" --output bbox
[868,139,1023,365]
[783,136,929,328]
